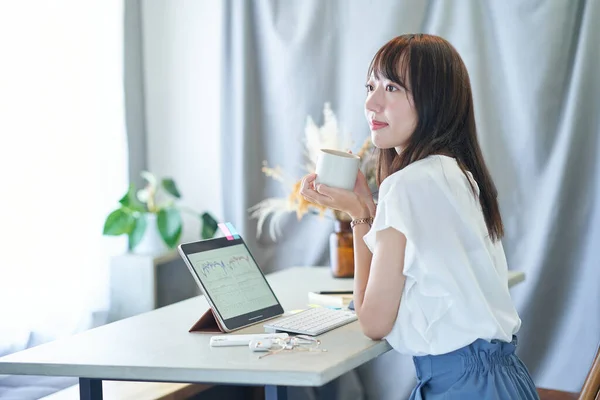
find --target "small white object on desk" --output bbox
[209,333,289,347]
[249,339,274,352]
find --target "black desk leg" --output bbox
[79,378,103,400]
[265,385,287,400]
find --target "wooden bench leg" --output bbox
[79,378,103,400]
[265,385,287,400]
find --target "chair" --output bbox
[537,344,600,400]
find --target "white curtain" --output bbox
[0,1,128,357]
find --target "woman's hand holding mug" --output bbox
[299,149,375,219]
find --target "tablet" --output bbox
[178,237,284,332]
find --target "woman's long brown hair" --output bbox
[368,34,504,241]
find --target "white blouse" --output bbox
[363,155,521,356]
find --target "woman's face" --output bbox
[364,71,417,154]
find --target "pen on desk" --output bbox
[316,291,353,295]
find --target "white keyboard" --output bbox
[263,307,358,336]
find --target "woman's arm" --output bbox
[350,222,372,320]
[299,172,406,339]
[354,226,407,340]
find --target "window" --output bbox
[0,1,128,354]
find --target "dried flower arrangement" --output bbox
[249,103,376,241]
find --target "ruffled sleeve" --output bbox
[362,177,410,253]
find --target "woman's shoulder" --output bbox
[380,155,450,194]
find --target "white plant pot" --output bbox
[132,213,169,255]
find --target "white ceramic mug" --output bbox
[315,149,360,191]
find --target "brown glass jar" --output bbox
[329,220,354,278]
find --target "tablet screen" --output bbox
[187,244,278,319]
[179,237,283,330]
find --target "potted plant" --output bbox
[103,171,218,253]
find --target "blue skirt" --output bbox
[409,336,539,400]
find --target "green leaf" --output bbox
[161,178,181,198]
[157,208,182,248]
[118,184,145,212]
[103,209,135,236]
[128,214,147,250]
[201,212,218,239]
[118,185,133,206]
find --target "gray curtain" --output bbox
[124,0,148,188]
[220,0,600,398]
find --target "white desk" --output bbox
[0,266,525,400]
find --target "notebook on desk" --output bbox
[308,290,353,308]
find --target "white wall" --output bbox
[141,0,223,242]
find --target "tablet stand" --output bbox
[189,307,225,333]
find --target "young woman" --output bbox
[300,34,539,399]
